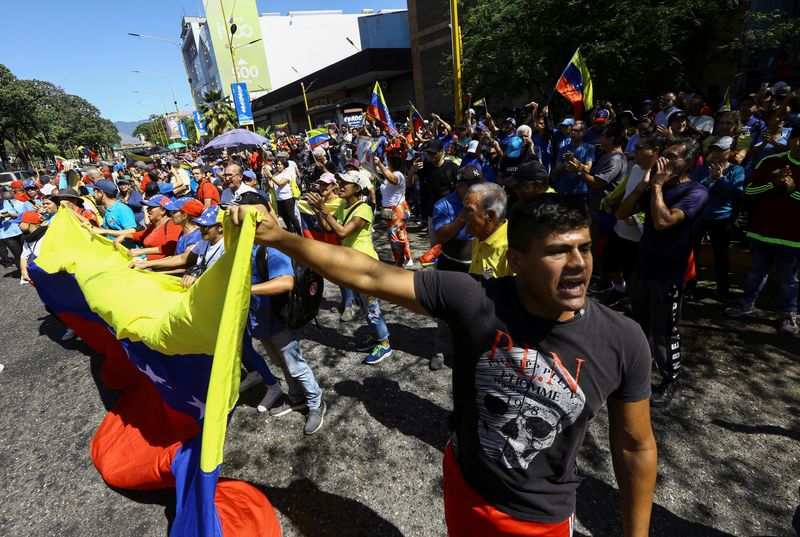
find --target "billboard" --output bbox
[164,115,182,140]
[205,0,272,98]
[231,83,254,126]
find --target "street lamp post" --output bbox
[133,91,170,146]
[133,70,181,118]
[127,32,198,109]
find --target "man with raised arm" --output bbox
[231,194,657,537]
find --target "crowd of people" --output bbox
[1,78,799,536]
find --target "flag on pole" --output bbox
[409,103,424,134]
[275,123,288,133]
[366,82,397,135]
[307,128,330,149]
[78,146,99,161]
[54,155,66,172]
[473,98,486,107]
[555,49,594,118]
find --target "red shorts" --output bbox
[442,442,574,536]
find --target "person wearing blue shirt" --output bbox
[428,166,483,370]
[93,180,137,234]
[689,136,745,298]
[554,121,595,200]
[242,193,325,435]
[0,191,34,269]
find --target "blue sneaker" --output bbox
[355,337,377,352]
[364,344,392,365]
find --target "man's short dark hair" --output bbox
[602,124,627,147]
[668,137,701,164]
[642,133,669,153]
[508,194,591,252]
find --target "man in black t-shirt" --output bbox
[410,138,460,237]
[231,194,657,536]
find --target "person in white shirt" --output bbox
[169,160,192,197]
[269,157,302,235]
[16,211,47,285]
[374,153,413,266]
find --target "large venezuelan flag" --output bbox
[555,49,594,118]
[28,208,280,537]
[307,128,330,149]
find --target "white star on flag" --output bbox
[137,364,171,389]
[186,396,206,420]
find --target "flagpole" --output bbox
[449,0,464,127]
[545,47,581,107]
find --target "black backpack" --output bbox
[254,245,324,330]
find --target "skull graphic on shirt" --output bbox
[475,344,586,470]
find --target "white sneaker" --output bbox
[257,383,284,413]
[403,259,415,269]
[61,329,76,341]
[0,364,4,374]
[238,371,264,393]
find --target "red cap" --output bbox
[181,199,205,217]
[20,211,43,224]
[10,181,23,188]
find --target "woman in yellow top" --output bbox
[307,170,393,365]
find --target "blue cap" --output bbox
[144,194,170,208]
[164,196,194,211]
[243,170,257,181]
[595,108,610,121]
[505,136,524,158]
[94,179,118,196]
[158,183,175,195]
[23,180,37,189]
[194,205,220,226]
[559,117,576,126]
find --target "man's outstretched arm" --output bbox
[608,397,657,537]
[231,205,428,316]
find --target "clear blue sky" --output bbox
[1,1,406,123]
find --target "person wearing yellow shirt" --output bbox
[462,182,514,279]
[307,170,393,365]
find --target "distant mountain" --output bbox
[115,120,145,137]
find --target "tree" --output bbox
[199,89,237,137]
[459,0,798,109]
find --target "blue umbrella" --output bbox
[203,129,269,152]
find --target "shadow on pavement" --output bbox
[710,419,800,442]
[260,478,404,537]
[108,486,176,536]
[575,476,736,536]
[334,376,450,452]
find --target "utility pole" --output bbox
[449,0,464,128]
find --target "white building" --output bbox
[181,9,405,105]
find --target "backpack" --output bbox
[255,245,324,330]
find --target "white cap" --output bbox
[467,140,480,153]
[340,169,372,191]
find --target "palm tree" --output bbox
[199,89,238,137]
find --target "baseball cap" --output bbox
[318,172,337,184]
[559,117,576,127]
[39,175,51,185]
[11,210,43,225]
[339,169,372,191]
[158,183,175,196]
[505,136,524,159]
[23,180,37,189]
[144,194,171,208]
[344,158,361,170]
[667,110,687,123]
[243,170,257,181]
[594,109,610,123]
[503,160,549,186]
[788,127,798,140]
[619,110,638,122]
[116,177,130,185]
[424,139,443,153]
[10,181,23,189]
[503,117,517,127]
[94,179,118,196]
[467,140,480,154]
[164,197,205,217]
[710,136,734,150]
[456,165,484,186]
[194,205,221,226]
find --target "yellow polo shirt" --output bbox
[469,220,514,279]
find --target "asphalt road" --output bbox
[0,222,798,537]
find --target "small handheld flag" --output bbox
[409,103,424,134]
[555,49,594,118]
[366,82,397,135]
[473,98,486,107]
